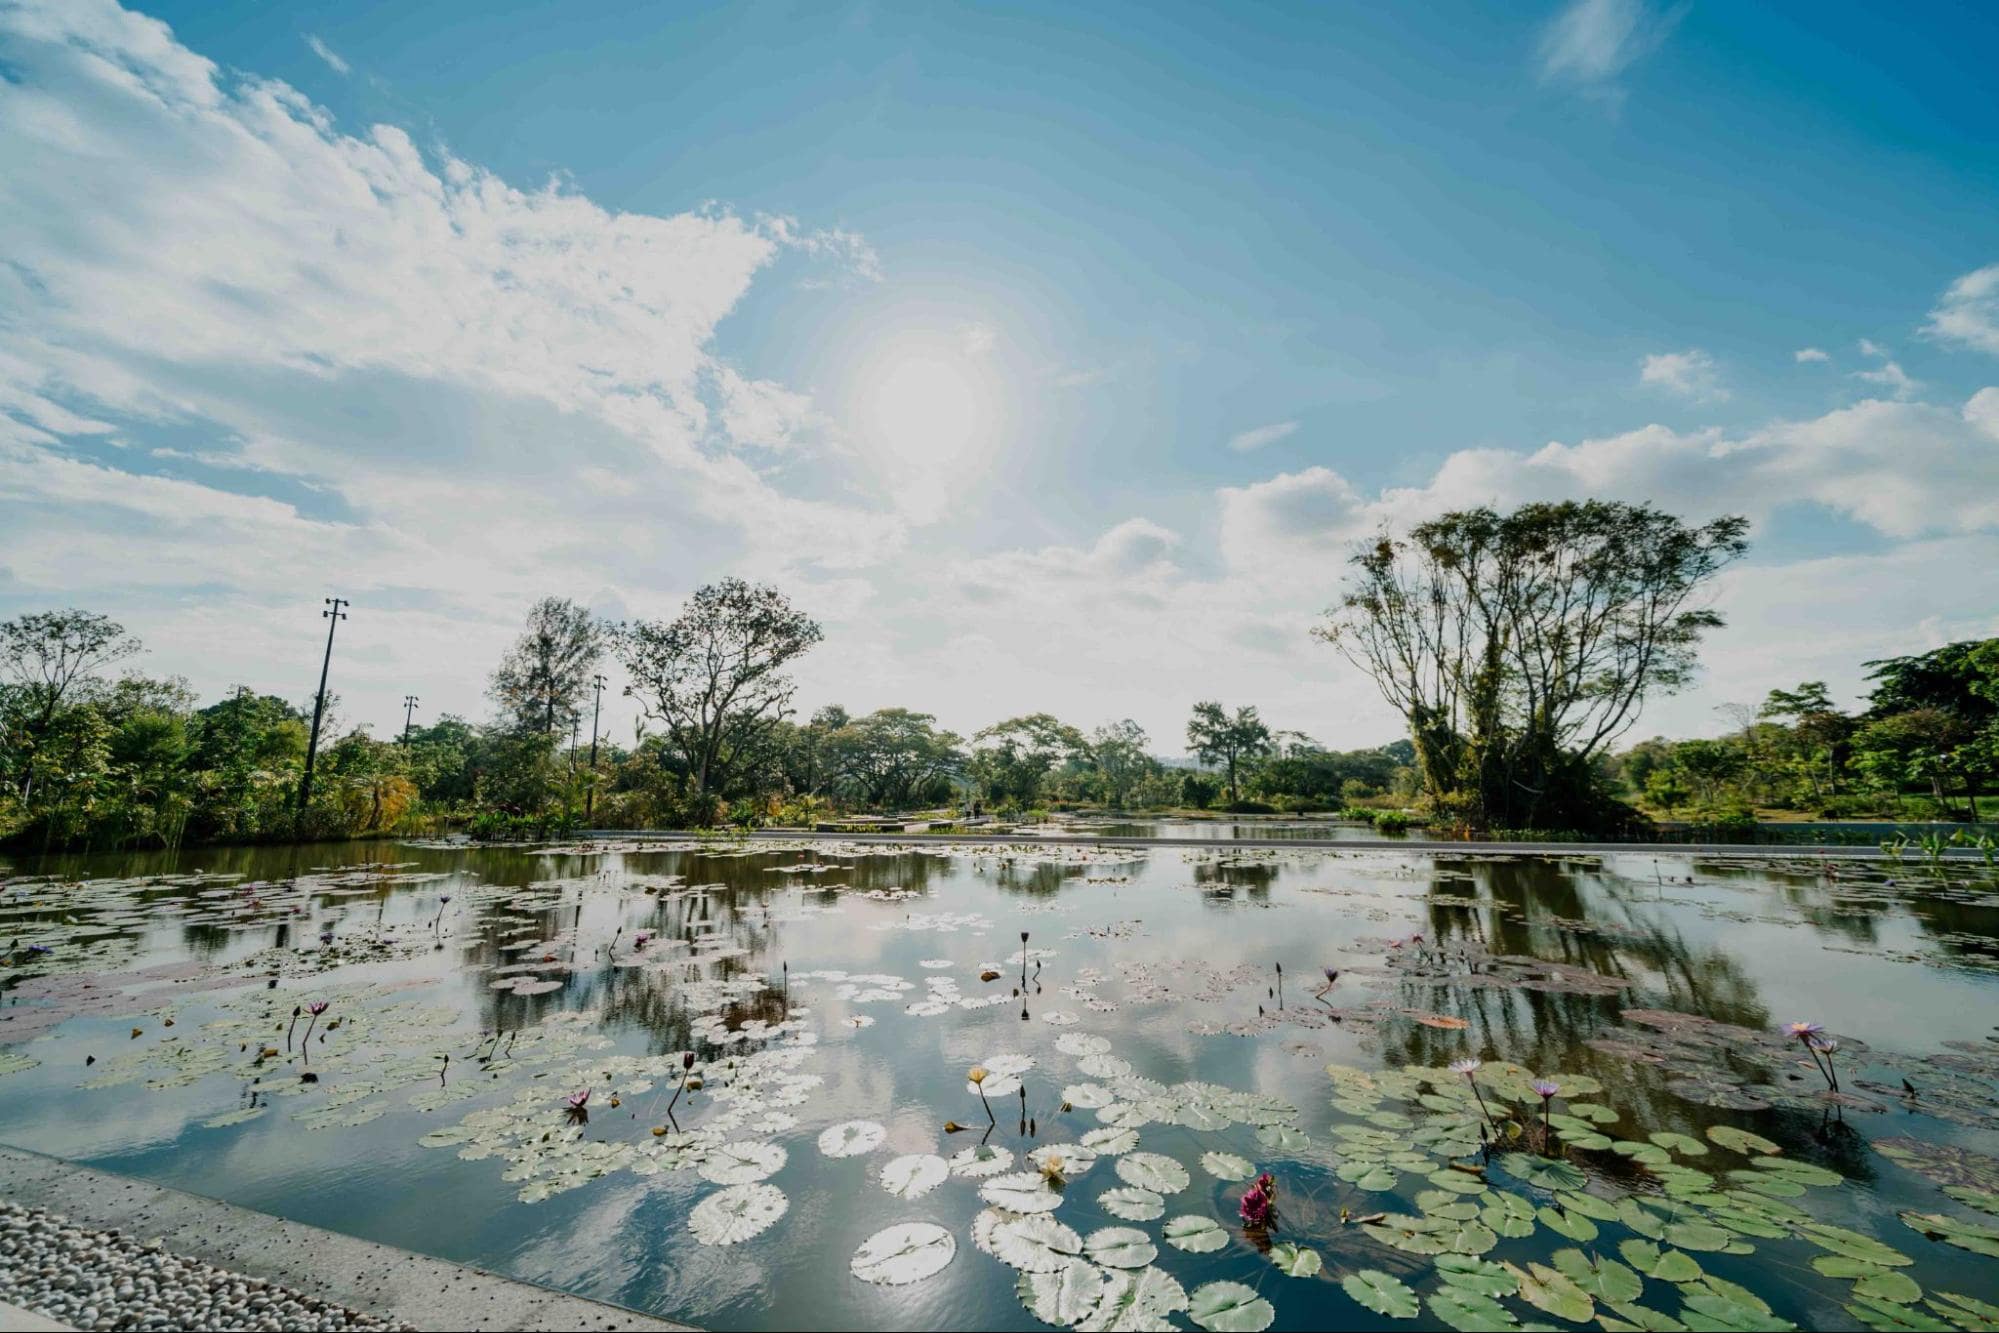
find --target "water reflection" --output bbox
[1,837,1995,1330]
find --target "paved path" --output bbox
[0,1146,690,1332]
[583,827,1981,862]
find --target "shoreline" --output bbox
[0,1146,690,1333]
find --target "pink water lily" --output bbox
[1238,1172,1276,1229]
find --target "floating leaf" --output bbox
[1099,1186,1165,1221]
[982,1171,1065,1214]
[1268,1241,1322,1277]
[880,1152,948,1199]
[851,1222,955,1285]
[987,1213,1084,1272]
[1086,1226,1156,1269]
[1552,1247,1643,1304]
[1511,1261,1594,1323]
[1619,1239,1704,1284]
[950,1143,1014,1178]
[1900,1211,1999,1258]
[817,1119,886,1158]
[1428,1288,1517,1331]
[1019,1259,1110,1327]
[1341,1270,1419,1319]
[1202,1151,1254,1181]
[1434,1254,1518,1298]
[1707,1125,1781,1155]
[1164,1214,1229,1254]
[698,1140,786,1185]
[688,1182,787,1246]
[1189,1279,1278,1331]
[1078,1267,1188,1332]
[1498,1152,1586,1192]
[1115,1152,1190,1194]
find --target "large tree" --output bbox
[1185,702,1272,804]
[1,609,142,804]
[1089,719,1154,809]
[613,579,822,811]
[1316,501,1749,830]
[970,713,1087,808]
[489,597,604,737]
[825,708,965,808]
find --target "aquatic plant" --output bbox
[565,1088,590,1124]
[970,1065,995,1124]
[299,1000,330,1059]
[285,1004,301,1051]
[1238,1171,1276,1230]
[1450,1057,1498,1135]
[1531,1079,1559,1149]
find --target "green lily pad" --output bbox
[1341,1270,1419,1319]
[1163,1214,1229,1254]
[1553,1247,1644,1304]
[1499,1152,1586,1192]
[1268,1241,1322,1277]
[1188,1280,1277,1332]
[1707,1125,1781,1155]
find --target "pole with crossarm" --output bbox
[298,597,348,814]
[402,694,420,743]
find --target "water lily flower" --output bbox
[1785,1021,1825,1039]
[1531,1079,1559,1150]
[1801,1031,1842,1091]
[299,1000,330,1057]
[970,1066,996,1123]
[565,1088,591,1124]
[1239,1172,1276,1229]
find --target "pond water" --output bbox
[2,837,1997,1332]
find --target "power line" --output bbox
[298,596,348,815]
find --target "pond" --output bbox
[2,836,1997,1332]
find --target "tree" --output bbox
[0,609,142,731]
[1854,640,1999,820]
[1758,681,1853,800]
[613,579,823,813]
[1089,720,1154,809]
[1185,702,1272,804]
[825,708,965,808]
[1316,501,1748,830]
[489,597,603,737]
[970,713,1087,808]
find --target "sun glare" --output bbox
[846,331,1006,516]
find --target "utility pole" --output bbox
[586,673,605,819]
[401,694,420,743]
[298,597,348,814]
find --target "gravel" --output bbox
[0,1200,416,1332]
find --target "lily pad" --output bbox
[1164,1214,1229,1254]
[688,1182,787,1246]
[851,1222,955,1285]
[1268,1241,1322,1277]
[879,1152,948,1199]
[1189,1280,1278,1331]
[1341,1270,1419,1319]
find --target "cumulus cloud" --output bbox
[1925,263,1999,356]
[1795,347,1829,363]
[1226,420,1300,453]
[0,0,897,733]
[1851,340,1919,399]
[1639,348,1726,401]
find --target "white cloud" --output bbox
[1794,347,1829,363]
[305,34,350,76]
[1536,0,1683,101]
[0,0,898,737]
[1851,340,1919,399]
[1639,348,1726,401]
[1924,263,1999,356]
[1226,419,1300,453]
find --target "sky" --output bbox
[2,0,1997,756]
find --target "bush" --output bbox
[1371,810,1414,833]
[1223,799,1278,815]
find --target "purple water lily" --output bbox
[1452,1058,1497,1134]
[1238,1172,1276,1229]
[1532,1079,1559,1150]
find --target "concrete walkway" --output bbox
[0,1298,70,1330]
[0,1146,690,1332]
[582,826,1983,862]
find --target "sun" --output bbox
[846,330,1006,517]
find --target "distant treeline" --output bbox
[8,500,1992,851]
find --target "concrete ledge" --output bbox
[0,1145,690,1332]
[579,827,1977,861]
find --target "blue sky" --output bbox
[2,0,1997,751]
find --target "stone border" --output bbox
[0,1146,691,1332]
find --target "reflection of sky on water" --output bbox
[1,837,1996,1329]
